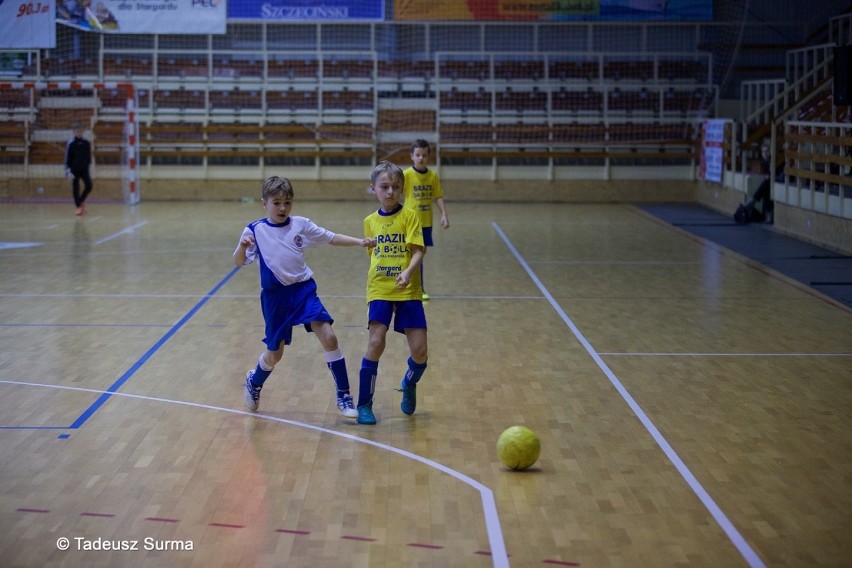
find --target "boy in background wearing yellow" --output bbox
[403,139,449,300]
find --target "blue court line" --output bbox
[66,266,242,430]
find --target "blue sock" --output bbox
[251,365,272,387]
[402,357,427,387]
[327,357,350,395]
[358,358,378,407]
[251,354,274,387]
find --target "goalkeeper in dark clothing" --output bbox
[65,125,93,216]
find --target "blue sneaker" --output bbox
[357,402,376,425]
[244,370,261,412]
[398,379,416,415]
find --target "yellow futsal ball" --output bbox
[496,425,541,471]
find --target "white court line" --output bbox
[492,221,767,568]
[94,221,149,245]
[0,379,510,568]
[529,260,702,265]
[0,292,543,301]
[600,352,852,357]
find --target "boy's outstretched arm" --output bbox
[331,234,376,248]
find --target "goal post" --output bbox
[0,81,140,205]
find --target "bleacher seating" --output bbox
[323,58,373,80]
[377,61,433,80]
[494,60,544,81]
[321,89,374,112]
[552,87,604,113]
[549,59,598,82]
[266,88,319,112]
[153,88,206,113]
[440,60,490,81]
[12,44,714,168]
[92,120,125,164]
[103,55,153,78]
[0,120,27,164]
[212,57,263,80]
[495,87,547,113]
[440,87,491,112]
[267,57,319,80]
[157,56,208,79]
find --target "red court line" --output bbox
[275,528,311,535]
[341,535,377,542]
[144,517,179,523]
[81,512,116,518]
[17,508,50,513]
[408,542,444,549]
[209,522,245,529]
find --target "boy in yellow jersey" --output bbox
[357,161,428,425]
[403,139,449,300]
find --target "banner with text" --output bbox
[228,0,384,21]
[1,0,55,48]
[57,0,226,34]
[700,119,726,183]
[394,0,712,21]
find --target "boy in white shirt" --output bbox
[234,176,374,416]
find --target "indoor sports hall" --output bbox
[1,2,851,567]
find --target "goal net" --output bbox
[0,81,140,204]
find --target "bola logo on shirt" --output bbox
[293,235,303,248]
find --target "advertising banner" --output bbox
[701,119,726,183]
[394,0,712,21]
[0,0,56,48]
[228,0,384,21]
[57,0,226,34]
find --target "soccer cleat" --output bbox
[336,393,358,418]
[398,379,417,415]
[421,291,430,301]
[357,402,376,425]
[244,370,261,411]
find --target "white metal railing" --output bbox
[779,121,852,219]
[742,47,834,126]
[829,13,852,46]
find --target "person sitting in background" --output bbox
[744,141,774,224]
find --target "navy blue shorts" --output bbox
[261,279,333,350]
[368,299,427,334]
[422,226,433,247]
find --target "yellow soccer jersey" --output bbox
[363,205,424,302]
[403,166,443,229]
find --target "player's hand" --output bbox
[441,215,450,229]
[395,271,410,289]
[239,235,255,248]
[362,237,376,248]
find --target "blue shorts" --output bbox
[260,279,333,350]
[422,226,433,247]
[368,299,427,335]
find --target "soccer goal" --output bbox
[0,81,140,204]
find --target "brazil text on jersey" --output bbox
[376,233,406,243]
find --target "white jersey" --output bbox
[237,215,334,289]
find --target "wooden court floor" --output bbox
[0,199,850,568]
